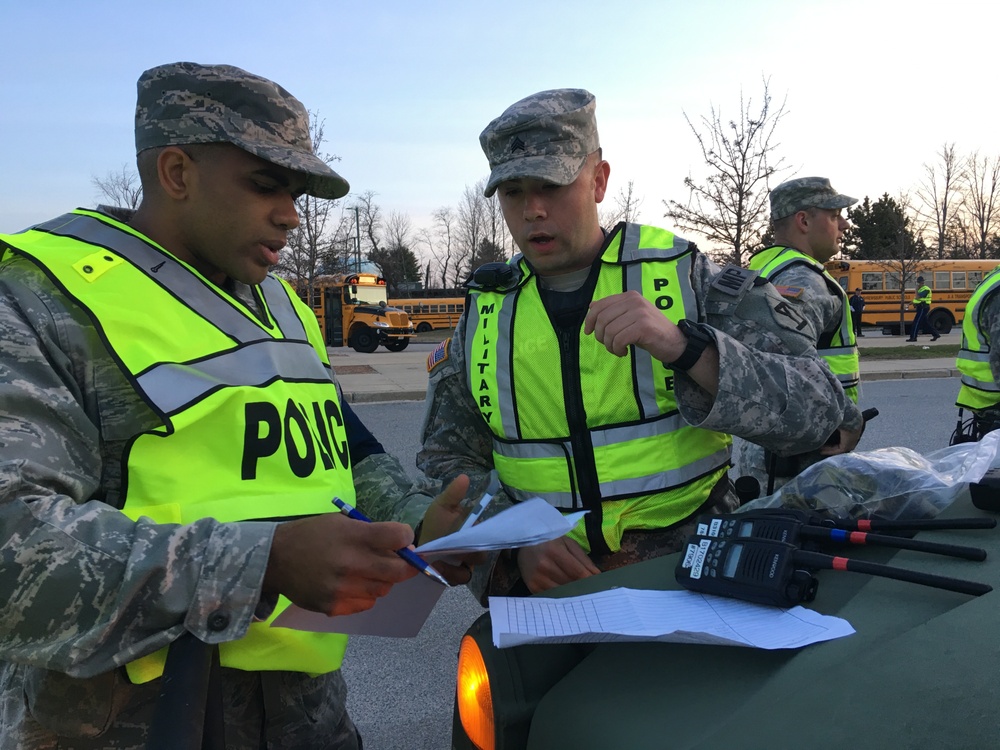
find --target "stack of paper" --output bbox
[489,588,855,649]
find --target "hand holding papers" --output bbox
[416,497,588,556]
[272,497,587,636]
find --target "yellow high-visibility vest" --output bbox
[466,223,731,555]
[957,266,1000,411]
[2,209,352,683]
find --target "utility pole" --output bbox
[353,206,361,272]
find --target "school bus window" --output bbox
[971,271,984,287]
[935,272,949,289]
[447,304,457,313]
[861,272,883,291]
[952,272,967,290]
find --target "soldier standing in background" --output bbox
[736,177,864,494]
[908,275,940,341]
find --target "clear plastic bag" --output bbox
[739,431,1000,521]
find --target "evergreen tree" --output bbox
[842,194,919,259]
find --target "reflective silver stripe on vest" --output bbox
[618,226,689,261]
[260,276,308,340]
[598,447,730,498]
[626,261,661,417]
[137,340,330,414]
[962,351,992,364]
[490,411,726,508]
[495,295,518,438]
[961,374,1000,392]
[493,438,572,461]
[623,248,695,418]
[960,349,1000,391]
[36,213,275,342]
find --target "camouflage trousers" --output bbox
[0,662,362,750]
[487,475,739,596]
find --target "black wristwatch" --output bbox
[664,319,714,371]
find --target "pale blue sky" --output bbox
[3,0,998,247]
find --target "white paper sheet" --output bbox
[415,497,588,555]
[489,588,855,649]
[271,496,586,636]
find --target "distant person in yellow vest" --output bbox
[908,275,940,341]
[0,61,480,749]
[736,176,865,494]
[954,265,1000,442]
[415,91,859,600]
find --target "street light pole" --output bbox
[353,206,361,272]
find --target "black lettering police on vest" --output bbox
[241,399,349,479]
[653,277,674,310]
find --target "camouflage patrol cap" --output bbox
[770,176,856,221]
[479,88,600,198]
[134,62,349,200]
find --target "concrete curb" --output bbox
[343,389,428,404]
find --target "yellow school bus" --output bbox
[297,273,414,352]
[824,258,1000,335]
[388,292,466,332]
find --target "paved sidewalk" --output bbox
[855,328,960,381]
[329,329,963,404]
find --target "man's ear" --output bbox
[593,159,611,204]
[157,146,195,200]
[792,209,811,232]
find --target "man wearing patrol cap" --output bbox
[414,89,858,600]
[0,62,476,748]
[737,176,866,493]
[908,274,940,342]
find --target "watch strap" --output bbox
[665,319,712,371]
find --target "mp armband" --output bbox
[664,319,714,372]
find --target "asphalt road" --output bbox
[347,376,966,749]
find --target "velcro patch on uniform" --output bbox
[773,285,805,299]
[710,265,757,297]
[427,339,451,373]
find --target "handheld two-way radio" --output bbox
[676,510,994,607]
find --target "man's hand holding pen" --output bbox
[418,474,489,585]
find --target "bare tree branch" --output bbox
[917,142,965,258]
[961,151,1000,259]
[663,77,789,265]
[599,179,644,228]
[91,164,142,209]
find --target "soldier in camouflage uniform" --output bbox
[0,62,473,749]
[416,89,861,603]
[736,177,865,494]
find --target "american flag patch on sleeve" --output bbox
[427,339,451,372]
[773,285,804,299]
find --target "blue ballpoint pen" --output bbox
[332,497,450,587]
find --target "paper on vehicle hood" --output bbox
[415,496,587,555]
